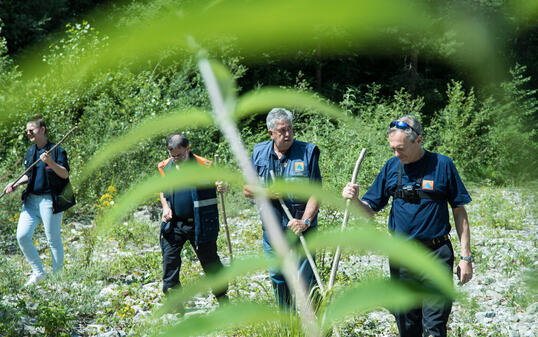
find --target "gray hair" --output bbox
[387,115,423,142]
[166,134,189,150]
[266,108,293,130]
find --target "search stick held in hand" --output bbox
[328,148,367,290]
[269,170,325,294]
[214,154,233,261]
[1,126,78,200]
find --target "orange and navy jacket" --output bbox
[158,152,219,246]
[158,153,212,177]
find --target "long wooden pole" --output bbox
[199,60,318,335]
[214,154,233,260]
[0,126,78,199]
[269,170,325,294]
[327,148,367,290]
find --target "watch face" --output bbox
[303,219,311,226]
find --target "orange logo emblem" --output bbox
[422,180,434,190]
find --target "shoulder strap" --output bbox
[416,151,429,186]
[397,162,402,189]
[398,152,429,188]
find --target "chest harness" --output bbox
[393,154,446,204]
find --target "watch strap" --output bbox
[460,255,474,263]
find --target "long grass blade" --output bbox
[158,302,293,337]
[79,108,213,180]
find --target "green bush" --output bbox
[425,80,494,181]
[425,65,537,183]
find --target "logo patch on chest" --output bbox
[294,161,305,172]
[422,180,434,190]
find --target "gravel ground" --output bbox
[2,188,536,336]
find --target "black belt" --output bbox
[174,217,194,224]
[418,234,450,248]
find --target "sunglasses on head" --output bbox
[390,120,419,135]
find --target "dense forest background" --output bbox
[0,0,536,217]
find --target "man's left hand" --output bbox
[216,181,227,193]
[456,260,473,285]
[287,219,308,235]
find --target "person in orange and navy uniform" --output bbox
[342,115,473,337]
[158,133,228,303]
[243,108,322,309]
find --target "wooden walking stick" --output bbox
[0,126,78,199]
[327,148,367,290]
[214,154,233,261]
[269,170,325,294]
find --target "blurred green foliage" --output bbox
[0,0,536,334]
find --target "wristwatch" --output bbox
[302,218,311,227]
[460,255,474,263]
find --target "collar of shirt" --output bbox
[269,145,289,176]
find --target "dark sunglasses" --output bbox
[390,120,419,135]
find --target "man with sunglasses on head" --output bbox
[157,134,228,304]
[342,115,472,337]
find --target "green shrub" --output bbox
[425,80,494,181]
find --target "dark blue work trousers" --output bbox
[160,220,227,299]
[262,231,317,309]
[390,240,454,337]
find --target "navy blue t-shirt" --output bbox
[26,143,70,195]
[172,188,194,220]
[362,151,471,240]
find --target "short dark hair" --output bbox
[166,134,189,150]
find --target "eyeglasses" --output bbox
[27,128,39,135]
[390,120,419,135]
[169,147,189,161]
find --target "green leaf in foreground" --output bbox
[97,163,245,232]
[154,254,271,317]
[308,228,456,299]
[158,302,294,337]
[79,108,213,181]
[322,279,443,331]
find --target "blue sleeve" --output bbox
[361,161,391,212]
[24,147,34,170]
[309,146,322,182]
[56,147,70,172]
[446,160,471,208]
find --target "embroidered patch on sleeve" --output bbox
[422,180,434,190]
[294,161,305,172]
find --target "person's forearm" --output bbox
[14,175,29,187]
[453,207,471,256]
[301,197,319,221]
[159,193,169,210]
[47,161,69,179]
